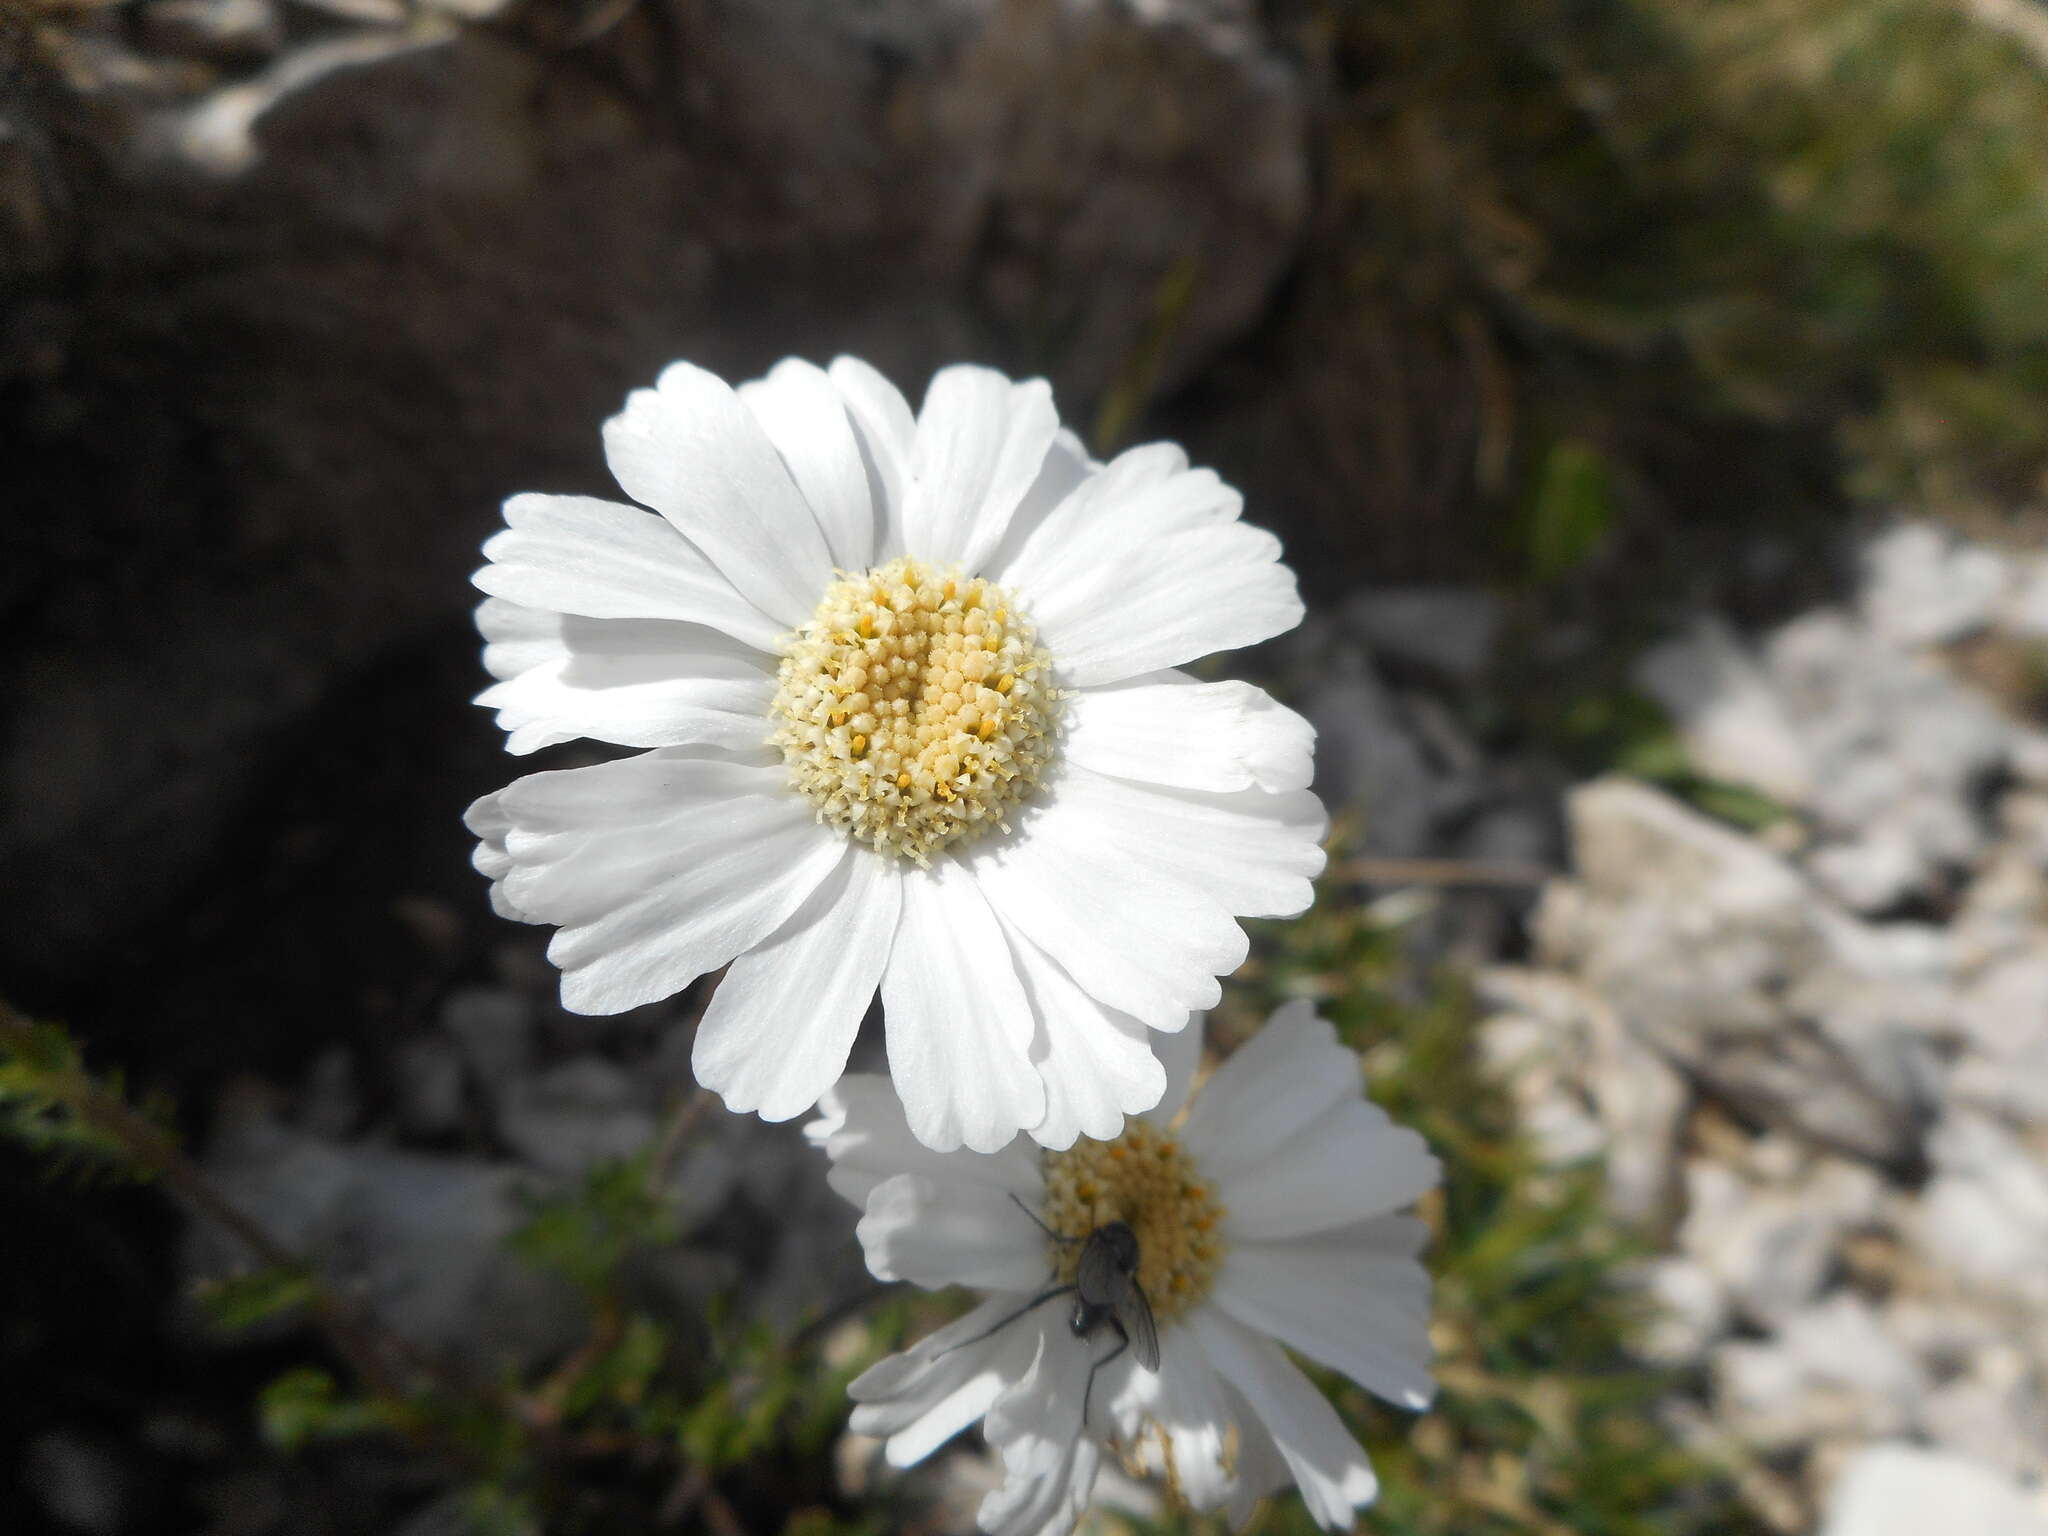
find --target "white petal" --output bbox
[807,1074,1044,1211]
[1141,1012,1205,1130]
[879,858,1046,1152]
[601,361,836,626]
[855,1172,1051,1291]
[1063,671,1315,794]
[1311,1211,1434,1259]
[1043,524,1302,686]
[463,789,529,922]
[980,428,1095,581]
[1002,443,1195,597]
[903,365,1059,573]
[1000,444,1302,686]
[738,358,877,571]
[1211,1239,1436,1410]
[475,598,776,755]
[979,1323,1105,1536]
[1218,1099,1442,1242]
[849,1296,1050,1467]
[828,356,916,559]
[1001,923,1168,1150]
[1178,1001,1358,1177]
[968,766,1324,1030]
[493,751,846,1014]
[691,851,900,1122]
[1187,1308,1380,1530]
[475,493,784,653]
[1219,1365,1333,1529]
[1102,1325,1240,1514]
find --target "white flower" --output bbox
[811,1001,1439,1534]
[466,356,1324,1152]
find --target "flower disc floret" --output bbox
[770,556,1059,863]
[1040,1118,1225,1325]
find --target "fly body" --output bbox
[936,1196,1164,1429]
[1070,1219,1161,1375]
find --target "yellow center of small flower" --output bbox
[1040,1119,1226,1328]
[769,556,1058,863]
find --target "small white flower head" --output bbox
[466,357,1324,1152]
[810,1002,1440,1535]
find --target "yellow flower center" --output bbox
[1040,1119,1226,1328]
[769,556,1058,863]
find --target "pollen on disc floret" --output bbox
[1040,1119,1226,1326]
[769,556,1059,864]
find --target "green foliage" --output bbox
[0,1012,154,1179]
[1540,682,1789,831]
[1520,439,1617,585]
[1300,0,2048,597]
[194,1265,317,1334]
[259,1368,391,1453]
[507,1151,680,1298]
[447,1486,543,1536]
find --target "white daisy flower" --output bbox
[465,356,1324,1152]
[810,1001,1439,1534]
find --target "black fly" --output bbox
[936,1194,1161,1428]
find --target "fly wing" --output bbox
[1120,1281,1162,1372]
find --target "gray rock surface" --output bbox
[1342,586,1503,681]
[1507,521,2048,1522]
[1819,1443,2048,1536]
[1859,522,2013,647]
[187,1084,584,1375]
[1537,777,1940,1167]
[496,1056,658,1176]
[1633,615,1815,806]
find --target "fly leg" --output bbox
[1008,1192,1077,1286]
[1008,1192,1080,1246]
[1081,1318,1130,1432]
[932,1284,1074,1360]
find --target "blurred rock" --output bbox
[1538,777,1940,1168]
[1765,607,2012,908]
[1633,1255,1731,1366]
[24,1431,127,1535]
[187,1087,582,1375]
[1679,1159,1881,1327]
[1478,965,1688,1222]
[1714,1294,1924,1451]
[138,0,281,62]
[441,986,533,1095]
[2007,554,2048,638]
[496,1056,656,1176]
[391,1033,466,1137]
[1819,1443,2048,1536]
[1342,586,1502,681]
[1299,647,1437,854]
[1947,950,2048,1123]
[1911,1113,2048,1309]
[1920,1344,2047,1481]
[1634,616,1815,806]
[1499,524,2048,1519]
[1859,522,2012,647]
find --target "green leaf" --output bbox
[257,1367,385,1453]
[0,1014,149,1180]
[506,1153,678,1297]
[194,1266,316,1333]
[1522,439,1616,585]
